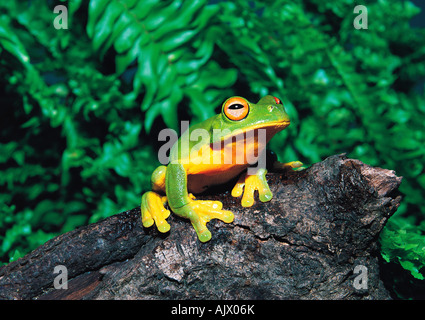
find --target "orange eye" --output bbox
[273,96,282,105]
[223,97,249,121]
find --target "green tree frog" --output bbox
[141,95,302,242]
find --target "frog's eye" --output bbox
[273,96,283,105]
[223,97,249,121]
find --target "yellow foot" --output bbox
[141,191,170,233]
[175,199,234,242]
[273,160,304,171]
[231,168,272,207]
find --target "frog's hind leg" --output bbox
[151,165,167,193]
[180,196,234,243]
[166,163,234,242]
[141,191,170,233]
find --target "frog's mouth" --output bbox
[210,120,290,164]
[224,120,290,142]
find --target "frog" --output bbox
[141,95,302,242]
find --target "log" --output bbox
[0,154,402,300]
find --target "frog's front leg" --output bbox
[166,163,234,242]
[231,167,273,207]
[141,191,170,232]
[141,166,170,233]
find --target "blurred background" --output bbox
[0,0,424,298]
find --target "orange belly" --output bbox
[187,164,247,194]
[183,129,268,193]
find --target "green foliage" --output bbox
[86,0,237,130]
[380,203,425,281]
[1,0,425,298]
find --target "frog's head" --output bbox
[218,95,290,140]
[172,95,291,170]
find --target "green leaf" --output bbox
[399,260,424,280]
[0,19,30,64]
[161,29,197,52]
[134,44,161,110]
[92,1,123,52]
[8,250,23,263]
[86,0,109,38]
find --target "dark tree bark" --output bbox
[0,154,402,300]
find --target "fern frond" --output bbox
[86,0,236,132]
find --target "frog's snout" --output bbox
[268,104,290,125]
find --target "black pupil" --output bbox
[229,103,244,109]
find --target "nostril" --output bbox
[267,105,274,112]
